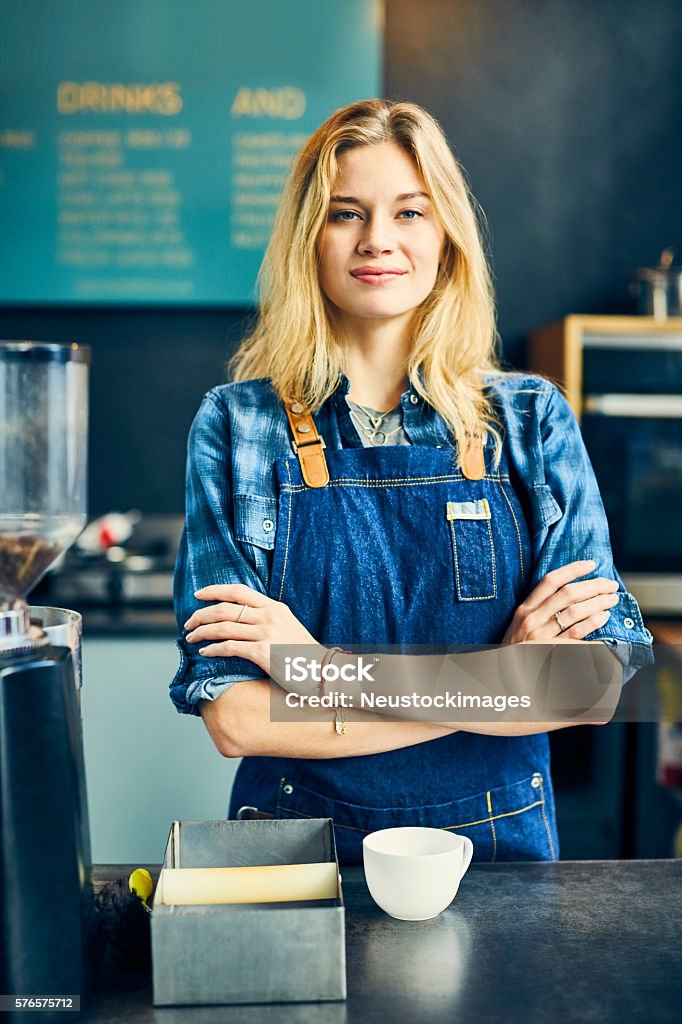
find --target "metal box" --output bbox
[151,818,346,1005]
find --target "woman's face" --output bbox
[317,142,446,329]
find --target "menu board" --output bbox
[0,0,382,304]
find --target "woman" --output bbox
[172,99,653,863]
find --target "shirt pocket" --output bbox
[531,483,563,535]
[233,493,278,550]
[446,498,496,600]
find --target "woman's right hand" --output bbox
[503,560,620,644]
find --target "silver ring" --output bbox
[235,604,247,623]
[554,610,567,632]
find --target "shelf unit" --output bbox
[529,314,682,418]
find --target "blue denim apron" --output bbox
[229,437,559,864]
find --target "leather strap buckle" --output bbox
[291,434,326,454]
[284,400,330,488]
[460,435,486,480]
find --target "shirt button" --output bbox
[531,774,542,788]
[409,393,419,405]
[282,783,294,795]
[263,519,274,532]
[624,617,634,629]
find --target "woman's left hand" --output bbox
[184,583,319,676]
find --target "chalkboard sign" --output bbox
[0,0,382,304]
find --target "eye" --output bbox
[398,209,424,220]
[330,210,361,222]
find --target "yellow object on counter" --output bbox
[156,861,339,906]
[128,867,154,910]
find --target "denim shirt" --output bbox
[171,372,654,715]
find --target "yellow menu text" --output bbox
[57,82,182,115]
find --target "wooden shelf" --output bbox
[529,315,682,418]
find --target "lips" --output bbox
[351,266,406,276]
[350,266,407,286]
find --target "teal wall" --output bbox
[0,0,381,303]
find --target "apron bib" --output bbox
[229,440,559,864]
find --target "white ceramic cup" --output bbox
[363,826,474,921]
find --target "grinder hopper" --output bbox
[0,341,88,642]
[0,341,91,1016]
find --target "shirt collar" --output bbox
[331,370,423,402]
[328,371,450,447]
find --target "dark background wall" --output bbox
[2,0,681,514]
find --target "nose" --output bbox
[357,213,396,256]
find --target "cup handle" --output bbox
[461,835,474,876]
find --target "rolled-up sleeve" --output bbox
[531,383,653,683]
[170,392,269,715]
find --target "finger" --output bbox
[194,583,269,606]
[185,602,249,629]
[553,592,619,632]
[522,578,617,634]
[524,561,608,611]
[523,561,597,610]
[197,642,229,657]
[520,590,616,640]
[186,622,260,644]
[198,639,269,673]
[548,580,619,619]
[555,608,612,640]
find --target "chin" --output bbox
[342,296,419,320]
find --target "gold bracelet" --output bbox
[319,648,350,734]
[318,646,351,698]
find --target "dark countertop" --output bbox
[86,860,681,1024]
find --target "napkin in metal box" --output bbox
[151,818,346,1005]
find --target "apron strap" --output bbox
[283,398,484,484]
[460,436,486,480]
[284,400,330,488]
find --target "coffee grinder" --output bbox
[0,342,91,1010]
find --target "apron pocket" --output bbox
[275,772,557,865]
[446,498,496,600]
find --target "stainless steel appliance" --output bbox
[45,513,183,611]
[530,315,682,615]
[630,249,682,320]
[0,341,91,1016]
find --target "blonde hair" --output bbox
[229,98,509,463]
